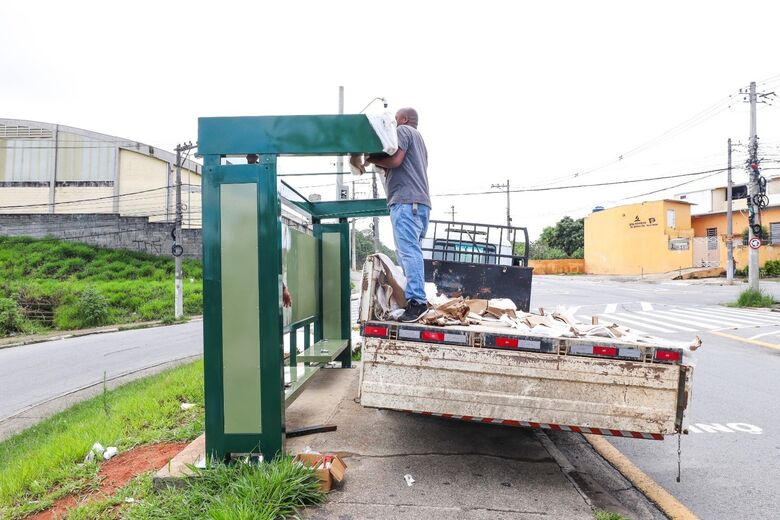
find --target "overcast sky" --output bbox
[4,1,780,244]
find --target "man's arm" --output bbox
[366,149,405,169]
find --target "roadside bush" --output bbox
[76,286,110,326]
[570,246,584,259]
[734,288,774,308]
[762,260,780,277]
[0,297,26,335]
[530,242,568,260]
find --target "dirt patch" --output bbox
[26,442,187,520]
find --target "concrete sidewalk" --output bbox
[287,366,593,520]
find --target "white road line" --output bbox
[565,306,581,314]
[685,307,780,325]
[605,303,618,313]
[608,312,697,332]
[688,311,780,327]
[640,302,653,311]
[703,307,780,323]
[599,313,676,333]
[749,330,780,340]
[668,308,761,328]
[639,310,723,330]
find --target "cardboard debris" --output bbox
[294,453,347,493]
[466,299,488,315]
[364,256,698,356]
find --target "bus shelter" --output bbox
[198,115,390,460]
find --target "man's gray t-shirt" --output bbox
[386,125,431,208]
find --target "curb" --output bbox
[0,316,203,351]
[585,434,699,520]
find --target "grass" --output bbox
[0,236,203,335]
[58,456,325,520]
[0,360,205,519]
[0,360,326,519]
[594,512,630,520]
[730,288,775,308]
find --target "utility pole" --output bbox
[491,179,512,227]
[336,86,346,200]
[747,82,760,291]
[372,170,380,252]
[449,205,457,222]
[350,180,357,271]
[173,141,196,319]
[726,138,734,283]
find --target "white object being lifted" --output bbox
[349,113,398,176]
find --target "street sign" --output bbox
[749,237,762,249]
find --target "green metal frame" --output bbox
[199,115,389,461]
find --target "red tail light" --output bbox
[593,346,618,357]
[495,337,519,348]
[421,331,445,341]
[654,349,681,362]
[364,325,388,337]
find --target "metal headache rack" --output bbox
[422,220,530,267]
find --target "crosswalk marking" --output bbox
[702,307,780,324]
[638,309,725,330]
[662,308,758,329]
[680,307,774,326]
[583,304,780,335]
[611,312,697,332]
[598,313,681,333]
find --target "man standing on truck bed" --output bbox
[365,107,431,322]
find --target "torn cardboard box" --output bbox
[294,453,347,492]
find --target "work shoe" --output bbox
[400,301,429,323]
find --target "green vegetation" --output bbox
[731,288,775,308]
[0,297,33,335]
[122,457,324,520]
[741,225,769,245]
[0,361,325,519]
[0,236,203,335]
[515,216,584,260]
[0,361,204,519]
[354,229,397,266]
[594,512,630,520]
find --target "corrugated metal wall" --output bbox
[0,123,116,182]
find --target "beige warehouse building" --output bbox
[0,118,201,228]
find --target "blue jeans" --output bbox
[390,203,430,304]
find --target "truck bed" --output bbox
[359,320,692,438]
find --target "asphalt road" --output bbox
[0,321,202,424]
[534,276,780,520]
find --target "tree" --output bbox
[529,216,584,259]
[354,230,397,268]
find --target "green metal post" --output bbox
[256,154,285,459]
[337,218,352,368]
[289,326,297,382]
[202,155,225,460]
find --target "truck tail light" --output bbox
[364,325,388,338]
[421,331,445,342]
[495,337,519,348]
[593,346,618,357]
[654,349,681,362]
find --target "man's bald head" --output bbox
[395,107,419,128]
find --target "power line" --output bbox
[0,185,199,210]
[432,167,728,197]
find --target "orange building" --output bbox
[690,205,780,271]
